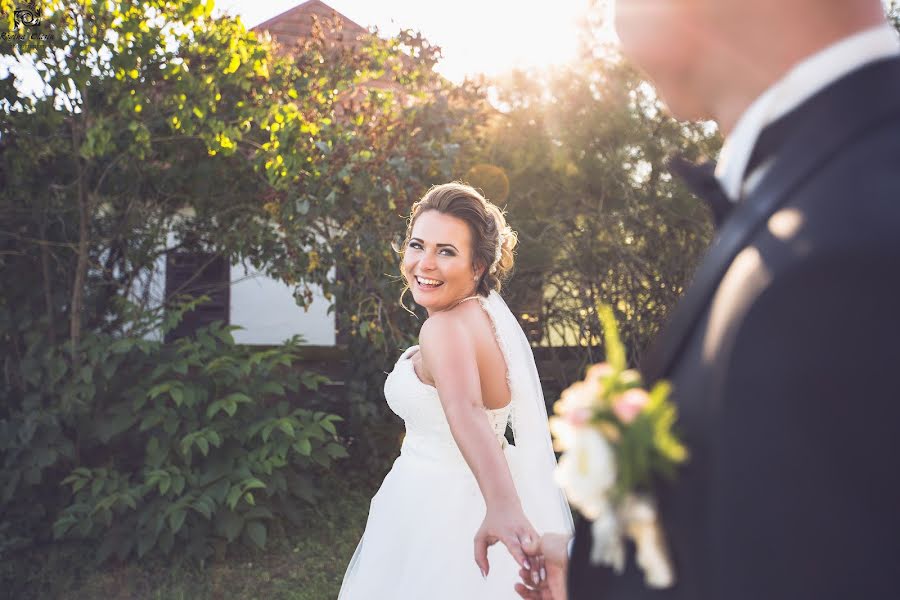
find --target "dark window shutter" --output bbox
[164,251,230,343]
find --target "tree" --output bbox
[466,12,720,386]
[0,0,485,559]
[889,0,900,33]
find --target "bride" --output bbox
[338,182,574,599]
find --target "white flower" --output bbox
[621,495,676,588]
[590,508,625,571]
[554,426,616,520]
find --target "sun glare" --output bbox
[218,0,599,83]
[404,0,595,82]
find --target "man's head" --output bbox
[614,0,888,131]
[614,0,710,120]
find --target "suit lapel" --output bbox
[641,56,900,384]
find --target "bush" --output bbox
[0,302,347,563]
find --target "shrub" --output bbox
[1,303,347,563]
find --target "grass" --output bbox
[3,462,385,600]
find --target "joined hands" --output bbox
[513,533,571,600]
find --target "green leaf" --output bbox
[261,381,285,396]
[277,420,295,438]
[96,409,138,442]
[148,383,172,400]
[123,495,139,517]
[597,304,627,372]
[241,478,266,492]
[139,413,163,432]
[192,495,214,520]
[207,430,222,447]
[245,520,266,549]
[325,442,349,459]
[224,392,253,405]
[319,418,337,436]
[137,530,157,558]
[171,386,184,406]
[169,509,187,534]
[225,485,242,510]
[52,515,77,539]
[206,400,225,419]
[245,506,274,520]
[294,438,312,456]
[218,510,243,542]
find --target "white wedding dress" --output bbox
[338,291,574,599]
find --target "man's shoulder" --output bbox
[794,112,900,232]
[754,56,900,238]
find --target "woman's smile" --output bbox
[414,275,444,290]
[403,210,480,314]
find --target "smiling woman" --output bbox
[338,182,573,600]
[398,182,517,315]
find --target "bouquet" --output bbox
[550,306,687,588]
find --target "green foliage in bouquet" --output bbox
[589,305,687,499]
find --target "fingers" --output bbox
[526,536,546,584]
[505,535,532,571]
[520,531,540,555]
[520,566,542,587]
[514,582,540,599]
[520,558,542,586]
[474,530,493,577]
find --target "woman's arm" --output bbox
[419,312,541,578]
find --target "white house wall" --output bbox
[133,228,336,346]
[230,262,336,346]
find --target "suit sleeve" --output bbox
[709,251,900,599]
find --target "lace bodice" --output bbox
[384,345,511,465]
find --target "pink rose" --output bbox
[586,362,615,382]
[612,388,650,424]
[564,406,593,427]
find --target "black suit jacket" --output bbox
[569,57,900,600]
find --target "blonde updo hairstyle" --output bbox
[400,182,517,301]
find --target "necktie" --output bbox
[667,156,732,227]
[668,112,795,228]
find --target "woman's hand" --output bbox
[473,502,542,577]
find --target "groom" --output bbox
[517,1,900,599]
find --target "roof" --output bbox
[252,0,368,50]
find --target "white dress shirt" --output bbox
[715,25,900,202]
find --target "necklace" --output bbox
[442,294,480,312]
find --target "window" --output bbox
[164,251,230,343]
